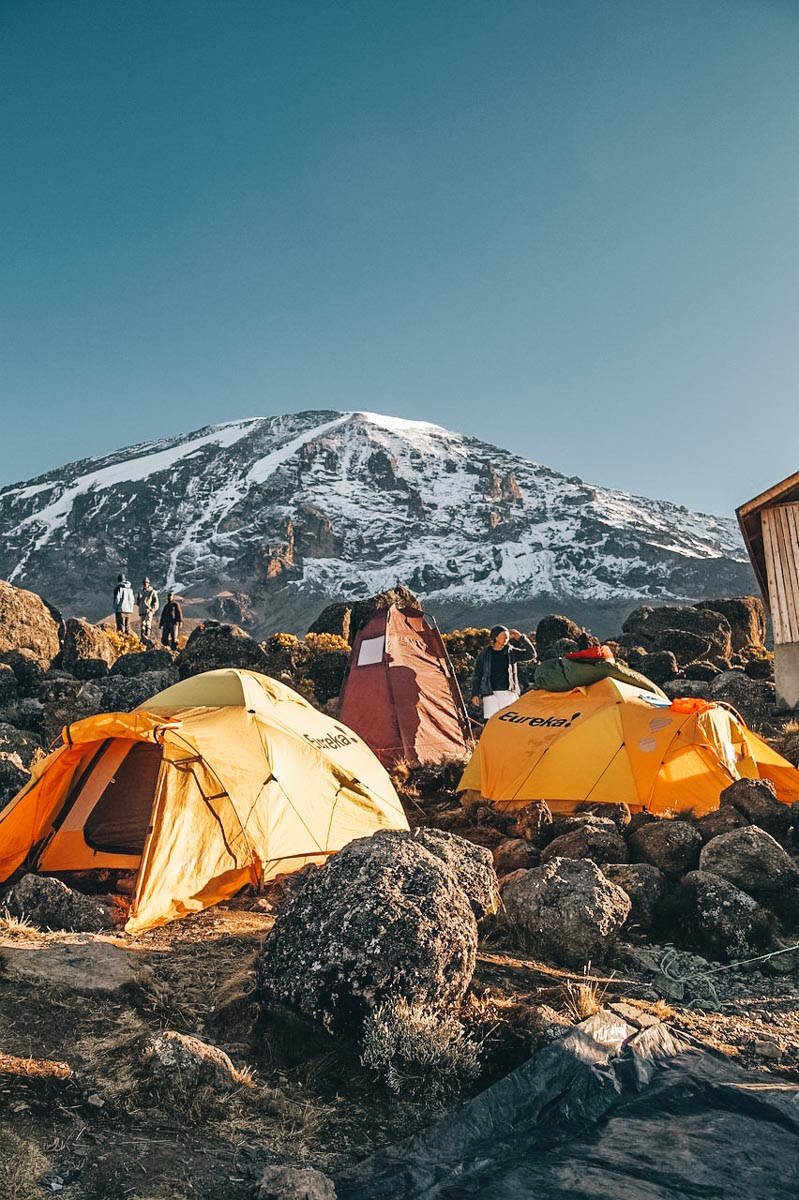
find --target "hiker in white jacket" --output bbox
[113,574,136,635]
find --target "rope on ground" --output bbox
[654,940,799,1008]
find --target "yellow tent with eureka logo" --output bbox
[457,677,799,816]
[0,668,408,933]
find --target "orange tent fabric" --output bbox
[458,677,799,816]
[0,669,408,932]
[338,605,473,768]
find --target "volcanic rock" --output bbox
[98,669,179,712]
[499,856,631,968]
[623,605,733,665]
[511,800,554,845]
[695,596,767,653]
[540,823,628,867]
[534,614,583,661]
[575,801,631,831]
[412,827,499,919]
[110,648,175,677]
[708,671,776,731]
[681,870,772,961]
[2,649,48,696]
[0,580,61,667]
[256,830,477,1034]
[3,874,112,932]
[492,838,541,877]
[61,618,118,678]
[600,862,666,932]
[177,622,268,680]
[141,1031,243,1094]
[627,650,679,686]
[719,778,791,839]
[628,819,702,876]
[651,629,711,664]
[699,826,799,895]
[696,806,748,843]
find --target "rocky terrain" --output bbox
[0,411,755,636]
[2,577,799,1199]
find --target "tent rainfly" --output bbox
[458,676,799,816]
[738,470,799,709]
[0,669,408,933]
[338,604,473,768]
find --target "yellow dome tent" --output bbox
[0,669,408,933]
[458,677,799,816]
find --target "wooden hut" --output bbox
[738,471,799,709]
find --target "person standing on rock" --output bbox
[113,573,136,635]
[471,626,536,720]
[136,577,159,642]
[159,592,183,650]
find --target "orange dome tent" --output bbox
[0,669,408,933]
[458,677,799,816]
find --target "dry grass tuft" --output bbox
[561,965,611,1021]
[0,909,39,939]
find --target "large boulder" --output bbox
[622,605,733,666]
[2,648,48,696]
[0,580,61,668]
[650,629,711,665]
[61,618,119,678]
[492,838,541,877]
[412,827,498,919]
[707,671,776,731]
[628,819,702,876]
[695,597,767,653]
[540,822,628,867]
[626,649,679,686]
[699,826,799,896]
[256,830,477,1034]
[696,806,748,843]
[499,857,631,968]
[534,614,583,662]
[98,669,179,712]
[176,622,268,680]
[38,681,103,746]
[3,874,111,931]
[719,778,791,840]
[110,648,175,677]
[600,863,666,932]
[575,801,631,831]
[681,870,772,961]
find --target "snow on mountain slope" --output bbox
[0,410,754,633]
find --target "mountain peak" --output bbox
[0,410,753,634]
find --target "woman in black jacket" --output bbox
[471,626,536,720]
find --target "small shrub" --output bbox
[303,632,350,654]
[360,998,480,1103]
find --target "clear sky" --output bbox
[2,0,797,517]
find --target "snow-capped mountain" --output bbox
[0,410,755,634]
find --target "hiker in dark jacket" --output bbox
[471,626,536,720]
[159,592,183,650]
[113,574,136,635]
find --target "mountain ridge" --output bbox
[0,410,755,635]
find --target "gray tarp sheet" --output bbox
[336,1010,799,1200]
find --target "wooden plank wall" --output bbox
[762,503,799,645]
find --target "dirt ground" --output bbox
[3,782,799,1200]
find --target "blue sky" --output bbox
[1,0,797,516]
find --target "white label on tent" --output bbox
[358,636,385,666]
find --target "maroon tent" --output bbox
[338,605,473,768]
